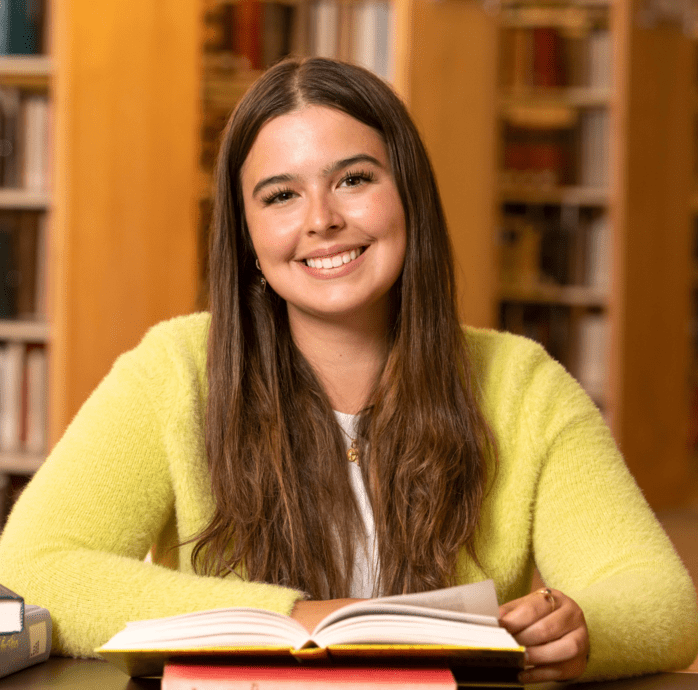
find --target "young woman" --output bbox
[0,57,696,683]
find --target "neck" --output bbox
[288,307,389,415]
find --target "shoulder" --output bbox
[463,325,565,394]
[109,312,211,397]
[462,326,598,440]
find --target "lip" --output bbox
[298,245,368,280]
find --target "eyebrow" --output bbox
[251,154,384,198]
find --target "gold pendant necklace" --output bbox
[347,438,360,465]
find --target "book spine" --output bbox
[312,0,339,59]
[0,0,9,55]
[24,344,47,454]
[0,89,21,188]
[0,230,17,318]
[0,605,51,679]
[7,0,41,55]
[0,342,25,453]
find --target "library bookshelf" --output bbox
[489,0,696,509]
[0,53,51,482]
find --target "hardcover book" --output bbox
[0,604,52,678]
[162,663,459,690]
[97,580,525,678]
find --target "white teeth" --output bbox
[305,248,364,269]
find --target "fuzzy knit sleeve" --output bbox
[469,328,698,681]
[0,314,304,658]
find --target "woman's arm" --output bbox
[0,317,305,657]
[513,341,698,680]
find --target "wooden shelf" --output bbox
[499,283,607,307]
[498,2,609,29]
[0,55,52,89]
[0,188,51,210]
[499,0,610,6]
[0,451,45,475]
[501,87,612,110]
[0,320,50,343]
[500,183,609,207]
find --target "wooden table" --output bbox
[0,658,696,689]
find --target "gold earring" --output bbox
[255,259,266,291]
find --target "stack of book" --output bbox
[0,583,52,679]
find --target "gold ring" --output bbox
[537,587,556,612]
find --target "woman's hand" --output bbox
[499,588,589,683]
[291,598,365,633]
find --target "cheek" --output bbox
[247,211,298,262]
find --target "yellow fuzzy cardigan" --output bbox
[0,313,696,679]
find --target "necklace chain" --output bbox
[339,423,360,465]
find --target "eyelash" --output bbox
[341,169,376,187]
[261,187,295,206]
[260,169,377,206]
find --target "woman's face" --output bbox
[240,105,406,328]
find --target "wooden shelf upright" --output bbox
[49,0,201,443]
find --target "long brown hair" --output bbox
[194,57,496,598]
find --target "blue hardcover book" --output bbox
[2,0,42,55]
[0,584,23,635]
[0,604,51,678]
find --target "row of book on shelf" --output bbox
[499,208,609,291]
[0,340,47,456]
[499,23,611,92]
[498,208,609,404]
[501,108,608,190]
[204,0,393,80]
[0,89,50,192]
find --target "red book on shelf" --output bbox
[162,663,457,690]
[532,27,564,88]
[236,0,263,70]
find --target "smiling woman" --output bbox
[0,57,696,685]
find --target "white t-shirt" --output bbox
[334,411,380,598]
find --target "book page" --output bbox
[312,580,500,636]
[99,608,310,651]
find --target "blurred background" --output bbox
[0,0,696,601]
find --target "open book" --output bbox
[97,580,524,677]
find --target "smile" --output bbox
[304,247,365,269]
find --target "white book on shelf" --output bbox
[578,108,608,189]
[24,346,46,455]
[21,93,49,192]
[351,1,393,80]
[584,213,610,292]
[575,313,608,403]
[0,341,24,453]
[587,28,611,89]
[311,0,339,58]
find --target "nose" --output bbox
[304,189,345,235]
